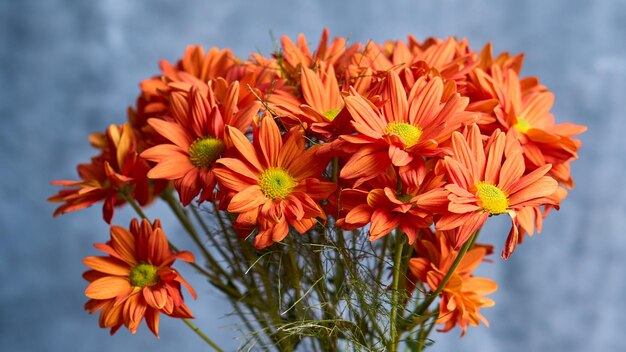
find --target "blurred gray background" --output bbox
[1,0,623,350]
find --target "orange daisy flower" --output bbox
[141,82,261,205]
[277,27,354,82]
[340,165,448,244]
[50,123,159,223]
[83,218,196,336]
[134,46,240,125]
[471,66,586,187]
[213,116,336,249]
[409,230,497,336]
[437,124,559,258]
[340,71,473,186]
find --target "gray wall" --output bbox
[1,0,623,350]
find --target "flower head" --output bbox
[141,81,261,205]
[339,71,474,186]
[213,116,336,248]
[49,123,160,223]
[437,124,559,258]
[83,219,196,336]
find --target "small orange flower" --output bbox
[141,82,261,205]
[340,71,473,186]
[409,230,497,336]
[277,28,352,82]
[437,124,559,258]
[213,116,336,249]
[83,219,196,336]
[49,123,160,223]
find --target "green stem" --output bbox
[160,190,229,279]
[388,232,406,352]
[182,318,224,352]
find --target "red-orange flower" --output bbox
[213,116,336,249]
[83,219,196,336]
[470,66,586,187]
[340,165,448,244]
[437,124,559,258]
[409,230,497,336]
[340,71,474,186]
[141,81,261,205]
[49,123,160,223]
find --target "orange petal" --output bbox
[147,118,192,150]
[110,226,137,265]
[228,185,265,213]
[258,117,283,167]
[83,256,129,276]
[86,276,131,300]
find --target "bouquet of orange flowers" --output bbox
[49,29,585,351]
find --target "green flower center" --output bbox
[258,168,297,200]
[475,182,509,215]
[188,137,225,168]
[513,116,531,134]
[396,194,413,203]
[385,122,423,148]
[322,108,341,121]
[129,263,159,287]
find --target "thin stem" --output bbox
[160,190,229,279]
[416,314,437,352]
[388,232,406,352]
[182,318,224,352]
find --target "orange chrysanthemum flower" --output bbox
[470,66,586,187]
[277,28,354,82]
[340,71,473,185]
[83,219,196,336]
[213,116,336,249]
[340,165,448,244]
[50,123,160,223]
[132,46,240,134]
[141,81,261,205]
[437,124,559,258]
[409,230,497,336]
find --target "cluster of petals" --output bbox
[409,229,497,336]
[83,219,196,336]
[213,116,336,248]
[49,123,162,223]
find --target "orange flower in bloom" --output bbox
[213,116,336,249]
[50,123,160,223]
[340,71,473,186]
[83,219,196,336]
[340,166,448,244]
[133,46,240,128]
[277,28,354,82]
[437,124,559,258]
[471,66,586,187]
[141,82,261,205]
[409,231,497,336]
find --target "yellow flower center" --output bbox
[322,108,341,121]
[129,263,159,287]
[385,122,423,148]
[475,182,509,214]
[513,116,531,133]
[188,137,225,168]
[258,168,297,200]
